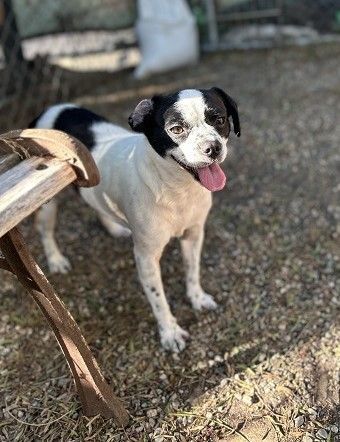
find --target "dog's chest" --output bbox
[158,186,212,237]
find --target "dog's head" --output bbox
[128,88,240,192]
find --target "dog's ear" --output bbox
[128,98,154,133]
[211,87,241,137]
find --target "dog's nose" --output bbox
[204,141,222,159]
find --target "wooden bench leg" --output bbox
[0,227,129,426]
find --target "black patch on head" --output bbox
[204,87,241,137]
[128,88,240,159]
[202,91,231,138]
[53,107,108,150]
[128,99,153,132]
[128,93,180,157]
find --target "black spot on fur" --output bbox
[128,93,180,157]
[29,106,109,151]
[53,108,108,150]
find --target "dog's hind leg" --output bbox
[99,213,131,238]
[35,199,71,274]
[181,225,217,311]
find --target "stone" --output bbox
[294,415,305,428]
[316,429,328,439]
[146,408,158,418]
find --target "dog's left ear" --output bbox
[128,98,154,133]
[211,87,241,137]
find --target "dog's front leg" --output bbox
[134,245,189,352]
[181,225,217,311]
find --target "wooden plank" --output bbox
[0,156,77,237]
[0,129,100,187]
[217,8,281,22]
[0,153,20,175]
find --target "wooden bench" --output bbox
[0,128,129,426]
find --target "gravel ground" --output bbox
[0,43,339,441]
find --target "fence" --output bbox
[0,0,136,131]
[1,0,339,131]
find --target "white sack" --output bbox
[134,0,199,79]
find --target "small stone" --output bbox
[330,425,338,433]
[17,411,24,418]
[308,407,318,419]
[294,415,305,428]
[302,435,313,442]
[206,411,213,419]
[197,361,207,370]
[316,429,328,439]
[242,394,254,405]
[146,408,157,418]
[57,378,68,387]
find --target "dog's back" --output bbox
[29,103,130,153]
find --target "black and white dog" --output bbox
[31,88,240,352]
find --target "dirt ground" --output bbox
[0,43,339,441]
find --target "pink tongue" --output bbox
[197,163,226,192]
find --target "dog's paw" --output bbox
[48,254,71,274]
[160,323,189,353]
[191,292,218,311]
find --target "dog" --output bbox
[30,87,240,352]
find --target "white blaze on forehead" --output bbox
[175,89,206,126]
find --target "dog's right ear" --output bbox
[128,98,154,133]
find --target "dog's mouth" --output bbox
[171,155,226,192]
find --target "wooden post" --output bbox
[204,0,219,50]
[0,228,129,425]
[0,0,25,68]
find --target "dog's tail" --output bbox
[28,113,43,128]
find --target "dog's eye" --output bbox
[170,125,184,134]
[216,117,226,125]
